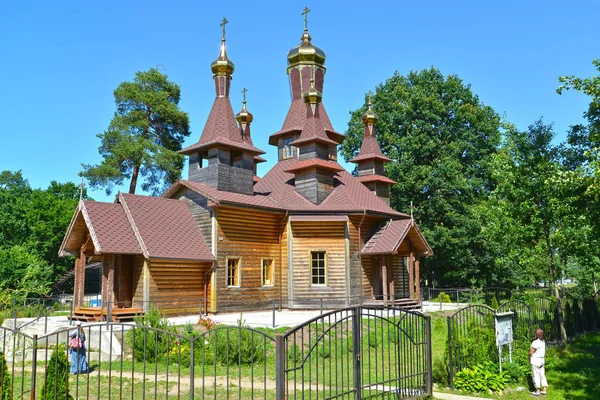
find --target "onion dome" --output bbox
[303,77,322,106]
[236,89,253,132]
[287,30,326,67]
[362,98,379,127]
[211,18,234,76]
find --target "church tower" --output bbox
[350,98,395,204]
[180,19,265,195]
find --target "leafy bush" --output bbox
[40,344,73,400]
[212,328,266,365]
[127,305,175,363]
[449,320,497,369]
[432,358,448,386]
[501,361,530,383]
[453,362,509,394]
[288,343,301,364]
[0,351,11,400]
[436,292,452,303]
[489,295,499,309]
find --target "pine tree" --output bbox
[41,344,73,400]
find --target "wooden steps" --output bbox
[73,307,144,322]
[362,299,422,311]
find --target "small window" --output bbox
[262,259,274,286]
[282,136,297,159]
[328,145,337,161]
[311,251,326,285]
[227,258,240,287]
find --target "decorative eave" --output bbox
[349,153,392,163]
[179,138,266,156]
[356,175,396,184]
[284,159,345,173]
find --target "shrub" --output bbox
[127,305,175,363]
[436,292,452,303]
[198,316,219,330]
[449,320,497,369]
[432,358,448,386]
[288,343,301,364]
[40,344,73,400]
[212,328,266,365]
[0,351,11,400]
[501,361,530,384]
[490,295,499,310]
[453,362,509,394]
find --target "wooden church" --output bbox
[59,16,432,319]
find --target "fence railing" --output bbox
[0,305,432,400]
[446,296,600,388]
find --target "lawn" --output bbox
[428,308,600,400]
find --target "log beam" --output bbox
[381,255,388,307]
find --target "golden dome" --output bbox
[362,98,378,125]
[303,77,322,106]
[236,100,253,127]
[211,38,235,76]
[287,30,326,68]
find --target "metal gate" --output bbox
[278,306,432,399]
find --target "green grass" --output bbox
[432,332,600,399]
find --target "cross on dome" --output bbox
[301,7,310,31]
[220,17,228,41]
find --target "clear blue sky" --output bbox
[1,1,598,202]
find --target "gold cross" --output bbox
[241,87,248,102]
[220,17,229,40]
[301,7,310,31]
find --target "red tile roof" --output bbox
[290,111,339,146]
[356,175,397,184]
[119,193,215,262]
[180,97,265,155]
[284,159,345,173]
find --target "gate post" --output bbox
[425,316,433,396]
[447,316,454,389]
[30,334,38,400]
[189,336,195,400]
[352,307,362,400]
[275,334,285,400]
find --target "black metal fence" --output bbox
[446,296,600,387]
[0,306,432,399]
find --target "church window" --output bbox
[328,145,337,161]
[282,136,298,159]
[227,258,240,287]
[262,259,274,286]
[311,251,326,285]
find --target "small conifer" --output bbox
[0,351,11,400]
[40,344,73,400]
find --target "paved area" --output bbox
[432,391,488,400]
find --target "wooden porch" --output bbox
[362,298,421,311]
[72,307,144,323]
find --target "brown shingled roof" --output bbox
[59,201,142,256]
[349,134,392,163]
[180,97,265,155]
[269,100,342,145]
[362,219,432,256]
[119,193,215,262]
[284,159,344,173]
[356,175,397,184]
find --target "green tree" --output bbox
[41,344,73,400]
[487,120,587,343]
[341,68,502,286]
[81,68,191,196]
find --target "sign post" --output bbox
[494,311,514,372]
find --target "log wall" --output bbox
[213,207,287,312]
[290,220,347,308]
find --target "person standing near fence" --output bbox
[530,328,548,396]
[69,323,88,374]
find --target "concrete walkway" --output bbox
[432,391,488,400]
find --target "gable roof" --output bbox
[60,200,142,257]
[59,195,215,262]
[362,219,432,256]
[118,193,215,261]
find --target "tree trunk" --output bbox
[561,255,567,298]
[129,164,140,194]
[546,235,567,344]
